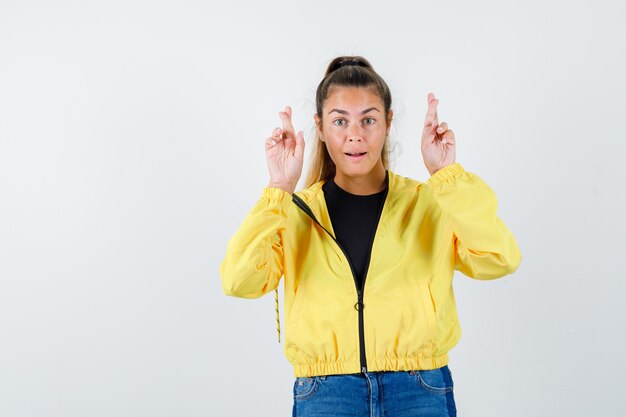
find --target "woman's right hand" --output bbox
[265,106,305,194]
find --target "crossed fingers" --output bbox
[266,106,294,147]
[425,93,454,144]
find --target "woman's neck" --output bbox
[333,164,387,195]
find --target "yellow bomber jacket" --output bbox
[219,163,522,377]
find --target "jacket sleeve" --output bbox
[426,162,522,280]
[219,187,290,298]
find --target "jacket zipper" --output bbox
[290,173,389,374]
[357,183,388,372]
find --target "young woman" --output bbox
[220,56,521,417]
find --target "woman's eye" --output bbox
[333,119,346,126]
[363,118,375,125]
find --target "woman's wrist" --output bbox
[267,181,295,194]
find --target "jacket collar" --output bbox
[291,170,393,237]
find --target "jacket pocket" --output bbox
[417,283,437,340]
[286,282,307,339]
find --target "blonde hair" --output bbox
[305,56,393,188]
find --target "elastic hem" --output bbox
[426,163,465,187]
[368,354,449,373]
[291,354,449,377]
[293,360,361,378]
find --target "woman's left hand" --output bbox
[421,92,456,176]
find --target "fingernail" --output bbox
[437,127,443,132]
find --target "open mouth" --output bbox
[345,152,367,157]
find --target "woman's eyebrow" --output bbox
[328,107,380,115]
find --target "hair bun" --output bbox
[327,56,372,74]
[335,60,365,69]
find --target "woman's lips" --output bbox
[345,152,367,161]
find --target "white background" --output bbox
[1,0,625,416]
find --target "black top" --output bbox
[322,175,388,291]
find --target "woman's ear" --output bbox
[313,113,324,141]
[386,109,393,135]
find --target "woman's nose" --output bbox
[347,124,363,141]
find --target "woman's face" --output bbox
[315,86,392,183]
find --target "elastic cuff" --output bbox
[262,186,292,204]
[426,163,465,187]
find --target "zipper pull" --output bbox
[354,290,365,311]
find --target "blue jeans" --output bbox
[292,365,456,417]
